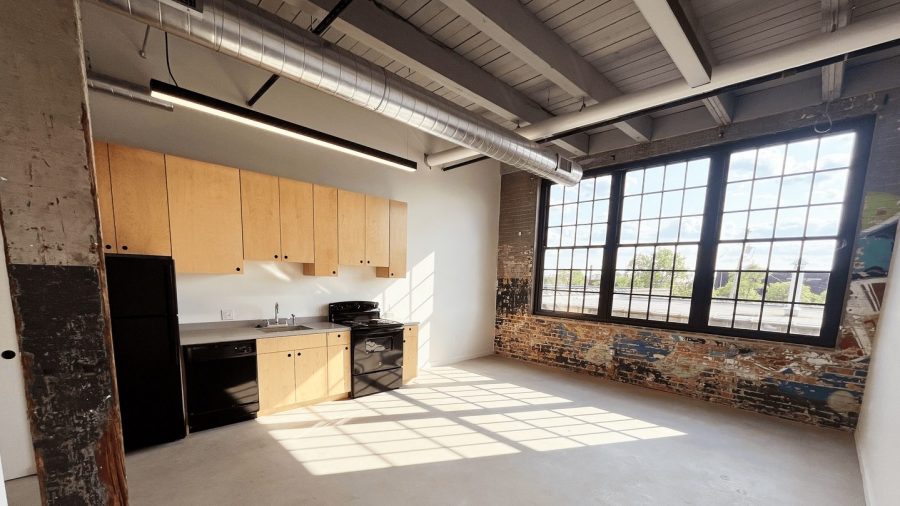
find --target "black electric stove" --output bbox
[328,301,404,398]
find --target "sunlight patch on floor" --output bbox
[269,417,518,475]
[461,407,685,451]
[260,365,685,475]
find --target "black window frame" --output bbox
[532,117,874,347]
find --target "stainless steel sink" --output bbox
[256,325,312,333]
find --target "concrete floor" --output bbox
[5,356,864,505]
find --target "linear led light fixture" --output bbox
[149,79,417,172]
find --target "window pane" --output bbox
[816,133,855,170]
[614,271,633,292]
[790,305,825,336]
[668,298,691,323]
[729,150,756,181]
[676,244,698,269]
[710,130,856,340]
[801,240,836,270]
[658,218,680,242]
[590,224,607,245]
[747,209,776,239]
[661,190,684,217]
[810,169,849,204]
[622,195,641,220]
[664,162,686,190]
[755,144,785,178]
[724,181,752,211]
[679,216,703,242]
[549,185,564,205]
[595,176,611,199]
[778,174,813,207]
[715,243,743,270]
[644,166,664,193]
[548,206,562,226]
[682,187,706,215]
[544,249,558,269]
[708,300,735,327]
[624,170,643,195]
[538,175,613,316]
[649,297,669,321]
[616,247,635,269]
[774,207,807,238]
[686,159,709,187]
[612,294,629,317]
[575,225,591,246]
[750,178,781,209]
[805,204,842,237]
[720,212,747,240]
[761,303,790,333]
[638,219,659,243]
[620,221,638,244]
[784,139,818,174]
[579,179,595,201]
[641,192,662,219]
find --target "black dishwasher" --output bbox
[183,340,259,432]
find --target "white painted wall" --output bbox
[856,242,900,506]
[81,4,501,367]
[0,232,36,480]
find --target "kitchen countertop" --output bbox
[179,319,350,346]
[179,319,420,346]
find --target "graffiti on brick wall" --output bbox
[841,190,899,353]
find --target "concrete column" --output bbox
[0,0,127,503]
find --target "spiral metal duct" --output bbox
[87,0,583,185]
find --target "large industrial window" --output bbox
[534,120,871,347]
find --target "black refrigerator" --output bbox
[105,254,186,451]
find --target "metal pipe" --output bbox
[425,10,900,167]
[86,72,174,111]
[86,0,582,185]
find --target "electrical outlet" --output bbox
[221,309,235,321]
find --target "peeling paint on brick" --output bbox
[494,90,900,431]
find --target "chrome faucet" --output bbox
[274,302,279,324]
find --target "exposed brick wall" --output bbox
[495,91,900,430]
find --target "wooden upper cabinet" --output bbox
[365,196,390,267]
[376,200,408,278]
[108,144,171,256]
[92,140,117,253]
[166,155,244,274]
[338,190,366,266]
[240,170,281,262]
[303,185,338,276]
[279,178,314,264]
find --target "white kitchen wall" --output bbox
[82,3,501,366]
[856,241,900,506]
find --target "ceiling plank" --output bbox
[633,0,712,87]
[821,0,852,102]
[286,0,589,155]
[440,0,655,143]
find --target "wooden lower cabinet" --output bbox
[257,351,296,412]
[295,347,328,405]
[327,345,351,397]
[403,325,419,384]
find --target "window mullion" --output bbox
[599,171,623,320]
[689,150,727,327]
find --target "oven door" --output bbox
[351,328,403,375]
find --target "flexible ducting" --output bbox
[87,0,583,185]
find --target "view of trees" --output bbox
[711,267,827,303]
[614,248,693,297]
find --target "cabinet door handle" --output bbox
[121,245,128,251]
[287,353,292,357]
[236,267,241,272]
[274,254,279,259]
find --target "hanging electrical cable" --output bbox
[165,32,179,87]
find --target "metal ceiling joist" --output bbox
[287,0,589,155]
[441,0,656,144]
[425,10,900,166]
[821,0,852,102]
